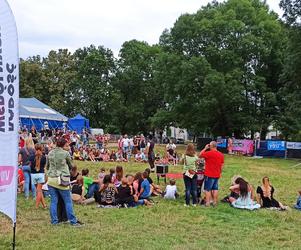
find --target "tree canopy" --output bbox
[20,0,301,140]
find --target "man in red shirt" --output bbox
[200,141,224,207]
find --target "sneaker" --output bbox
[192,204,197,207]
[71,221,84,227]
[184,204,189,207]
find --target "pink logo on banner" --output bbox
[232,140,254,154]
[0,166,14,186]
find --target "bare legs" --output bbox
[36,183,46,209]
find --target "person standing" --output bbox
[46,138,82,226]
[200,141,224,207]
[146,135,155,172]
[18,137,36,199]
[183,143,198,206]
[29,144,47,208]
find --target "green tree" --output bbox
[20,56,47,102]
[112,40,164,134]
[277,0,301,140]
[69,45,116,129]
[156,0,285,138]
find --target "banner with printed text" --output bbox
[267,141,286,151]
[232,139,254,155]
[0,0,19,224]
[286,142,301,150]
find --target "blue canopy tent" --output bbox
[68,114,90,133]
[20,98,68,131]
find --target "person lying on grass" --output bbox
[229,177,260,210]
[256,176,287,210]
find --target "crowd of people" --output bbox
[17,126,301,227]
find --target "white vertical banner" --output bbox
[0,0,19,224]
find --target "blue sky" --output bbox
[7,0,283,58]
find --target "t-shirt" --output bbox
[117,185,132,199]
[122,138,130,147]
[164,185,177,199]
[72,184,83,195]
[183,155,198,173]
[140,179,150,198]
[101,185,116,204]
[70,172,79,182]
[29,155,46,174]
[200,150,224,178]
[19,147,35,166]
[83,176,94,194]
[147,177,153,185]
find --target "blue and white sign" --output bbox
[217,138,227,148]
[287,142,301,150]
[267,141,286,151]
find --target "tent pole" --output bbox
[12,222,16,250]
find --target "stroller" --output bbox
[196,159,205,204]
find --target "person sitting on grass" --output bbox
[96,174,118,207]
[113,166,123,187]
[109,150,117,161]
[116,177,136,207]
[88,148,96,162]
[133,172,142,195]
[229,177,260,210]
[256,176,287,210]
[163,179,179,199]
[70,165,80,184]
[73,148,83,161]
[71,176,95,205]
[138,171,151,200]
[145,168,162,196]
[80,147,88,161]
[109,167,116,181]
[135,151,145,162]
[294,190,301,210]
[98,167,106,185]
[221,175,241,203]
[82,169,100,199]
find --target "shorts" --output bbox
[204,176,219,191]
[31,173,45,185]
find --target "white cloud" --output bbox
[6,0,283,58]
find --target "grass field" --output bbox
[1,145,301,250]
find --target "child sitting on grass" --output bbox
[82,169,99,199]
[116,177,135,207]
[98,167,106,185]
[163,179,179,199]
[96,175,118,207]
[138,171,151,199]
[294,190,301,210]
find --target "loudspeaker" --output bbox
[156,164,169,174]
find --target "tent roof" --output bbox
[20,98,68,121]
[70,114,88,120]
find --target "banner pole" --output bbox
[12,222,16,250]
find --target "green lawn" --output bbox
[1,146,301,250]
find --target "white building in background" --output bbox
[163,126,189,141]
[265,125,281,140]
